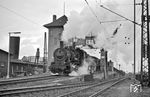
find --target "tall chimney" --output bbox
[53,15,57,22]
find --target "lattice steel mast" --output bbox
[141,0,150,87]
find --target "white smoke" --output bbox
[63,0,141,72]
[69,57,96,76]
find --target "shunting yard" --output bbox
[0,1,150,96]
[0,77,101,97]
[0,73,149,97]
[58,77,126,97]
[0,72,122,97]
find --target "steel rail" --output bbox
[57,77,126,97]
[0,81,99,96]
[89,77,127,97]
[0,75,67,85]
[0,74,52,82]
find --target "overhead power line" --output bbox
[84,0,102,24]
[0,4,39,25]
[84,0,127,24]
[99,3,141,6]
[100,5,141,26]
[101,19,127,23]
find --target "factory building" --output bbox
[0,49,43,78]
[68,37,86,46]
[0,35,43,78]
[85,35,95,46]
[0,49,9,77]
[44,15,68,71]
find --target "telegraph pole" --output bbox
[43,32,47,73]
[134,0,136,76]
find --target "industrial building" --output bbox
[0,49,9,77]
[0,36,43,78]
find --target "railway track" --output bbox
[0,74,60,86]
[0,76,127,97]
[0,80,99,96]
[58,77,127,97]
[0,74,72,90]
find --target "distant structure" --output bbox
[35,48,40,64]
[108,60,114,72]
[43,15,68,72]
[43,32,48,73]
[10,36,20,59]
[67,34,96,48]
[68,37,85,46]
[0,49,43,78]
[100,48,108,79]
[22,56,43,63]
[85,34,95,48]
[0,49,9,77]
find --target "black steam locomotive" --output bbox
[49,41,88,75]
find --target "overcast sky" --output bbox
[0,0,86,57]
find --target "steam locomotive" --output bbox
[49,41,93,75]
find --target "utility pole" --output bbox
[141,0,150,87]
[101,49,108,79]
[134,0,136,76]
[43,32,47,73]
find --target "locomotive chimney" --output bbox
[53,15,57,22]
[60,41,64,48]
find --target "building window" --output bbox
[16,65,18,71]
[12,66,13,74]
[0,63,5,67]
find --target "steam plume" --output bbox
[69,57,96,76]
[63,0,141,72]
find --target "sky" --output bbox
[0,0,143,72]
[0,0,85,57]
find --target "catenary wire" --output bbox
[0,4,40,26]
[84,0,102,24]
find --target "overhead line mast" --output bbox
[134,0,136,76]
[100,5,141,26]
[141,0,150,87]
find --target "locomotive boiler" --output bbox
[49,41,86,75]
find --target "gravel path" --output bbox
[98,78,150,97]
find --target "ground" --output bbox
[100,78,150,97]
